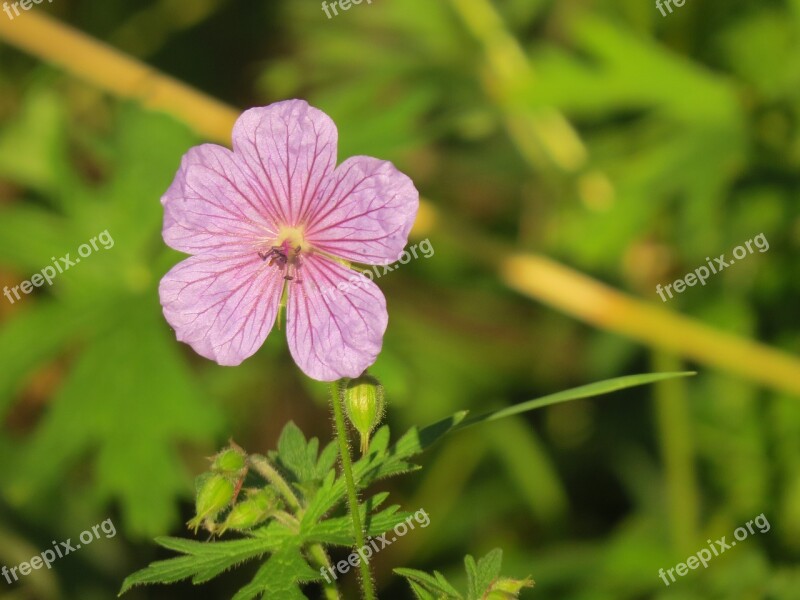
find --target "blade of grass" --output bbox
[461,371,696,428]
[398,372,696,457]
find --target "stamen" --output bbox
[258,243,303,283]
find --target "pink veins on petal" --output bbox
[158,100,419,381]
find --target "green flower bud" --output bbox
[485,577,534,599]
[220,488,280,533]
[188,473,235,533]
[343,375,385,454]
[212,446,246,475]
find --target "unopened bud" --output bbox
[188,474,235,533]
[343,375,385,454]
[212,446,246,475]
[485,577,534,599]
[220,488,280,532]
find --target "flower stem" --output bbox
[330,380,376,600]
[248,455,301,512]
[308,543,342,600]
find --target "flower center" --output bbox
[258,226,307,281]
[275,226,306,251]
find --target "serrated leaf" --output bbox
[465,554,479,599]
[273,421,319,483]
[120,532,292,594]
[123,373,690,592]
[305,501,407,546]
[230,547,317,600]
[395,568,462,599]
[472,548,503,599]
[302,469,338,527]
[315,439,339,478]
[303,373,690,545]
[302,450,418,528]
[407,579,439,600]
[400,548,527,600]
[368,424,392,453]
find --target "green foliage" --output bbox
[122,373,691,597]
[120,422,410,598]
[397,548,533,600]
[0,86,222,537]
[2,0,799,598]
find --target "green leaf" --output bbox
[467,548,502,599]
[315,436,339,477]
[394,372,695,458]
[395,568,462,599]
[0,205,75,273]
[273,421,322,483]
[9,300,222,537]
[0,84,69,198]
[464,554,479,599]
[398,548,530,600]
[0,302,91,418]
[307,372,692,547]
[462,372,695,427]
[301,469,338,527]
[120,529,294,595]
[406,579,440,600]
[0,100,216,538]
[123,374,691,594]
[304,501,408,546]
[231,547,318,600]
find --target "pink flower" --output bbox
[159,100,418,381]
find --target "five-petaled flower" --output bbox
[159,100,419,381]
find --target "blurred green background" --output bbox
[1,0,799,598]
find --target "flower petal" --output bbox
[304,156,419,264]
[162,144,279,256]
[286,255,387,381]
[232,100,338,227]
[159,252,284,366]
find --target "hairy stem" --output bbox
[308,543,342,600]
[248,455,301,512]
[330,380,376,600]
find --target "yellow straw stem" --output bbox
[0,11,237,144]
[501,254,800,396]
